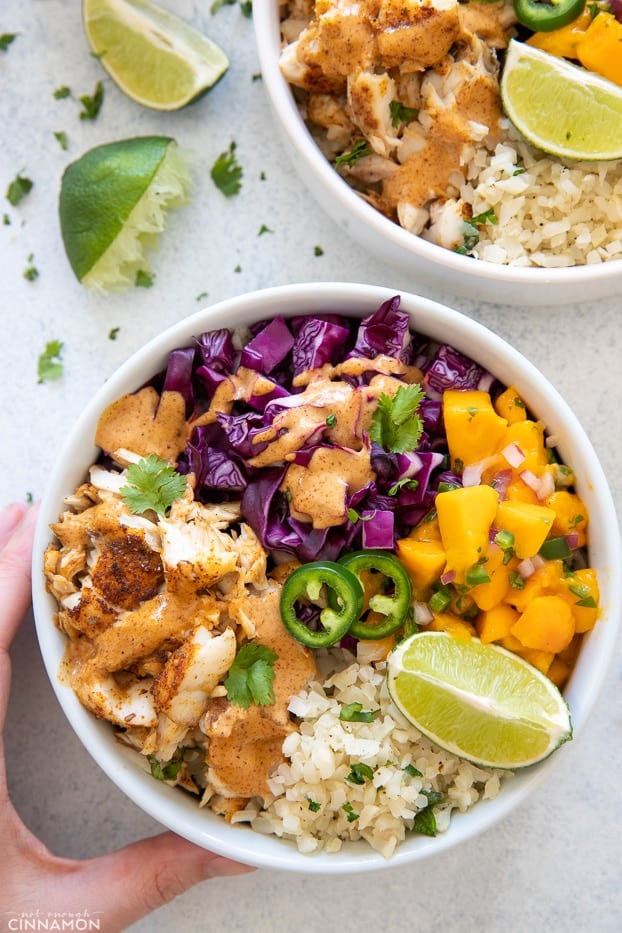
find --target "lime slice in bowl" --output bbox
[83,0,229,111]
[59,136,191,290]
[501,39,622,161]
[386,631,572,770]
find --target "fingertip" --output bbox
[196,854,256,879]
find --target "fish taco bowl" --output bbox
[32,283,621,873]
[254,3,622,306]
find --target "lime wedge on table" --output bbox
[59,136,191,290]
[83,0,229,111]
[386,631,572,769]
[501,39,622,161]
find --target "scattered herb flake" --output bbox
[389,100,419,127]
[413,807,437,837]
[259,170,266,179]
[135,269,154,288]
[0,33,17,52]
[314,245,324,256]
[3,213,10,225]
[325,413,337,428]
[346,762,374,785]
[224,643,278,709]
[240,0,253,15]
[24,262,39,282]
[37,340,64,384]
[307,797,321,812]
[258,224,273,236]
[340,702,377,723]
[369,383,425,454]
[54,130,68,151]
[147,747,185,781]
[388,477,419,497]
[6,173,33,206]
[54,85,71,99]
[79,80,104,120]
[234,264,241,273]
[211,141,243,197]
[334,139,372,168]
[120,454,187,516]
[252,73,262,82]
[404,764,423,778]
[211,0,236,11]
[342,802,359,822]
[196,291,208,302]
[108,327,120,340]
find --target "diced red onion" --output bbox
[413,601,434,625]
[519,469,555,501]
[565,532,579,550]
[502,442,525,468]
[517,558,536,579]
[440,569,455,585]
[610,0,622,22]
[491,469,512,500]
[531,554,546,572]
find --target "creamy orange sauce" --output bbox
[283,445,372,528]
[95,387,188,462]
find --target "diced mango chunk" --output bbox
[494,386,528,425]
[546,490,588,547]
[511,595,575,653]
[476,604,518,644]
[396,537,446,597]
[577,13,622,87]
[495,499,556,559]
[443,390,508,468]
[436,484,499,584]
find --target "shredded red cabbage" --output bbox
[158,297,503,563]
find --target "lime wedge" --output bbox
[386,631,572,769]
[59,136,191,290]
[501,39,622,161]
[83,0,229,111]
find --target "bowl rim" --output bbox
[253,3,622,291]
[32,282,622,873]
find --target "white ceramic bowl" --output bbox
[253,6,622,307]
[33,283,621,873]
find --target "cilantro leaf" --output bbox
[120,454,187,516]
[340,702,377,723]
[135,269,154,288]
[334,140,372,168]
[413,806,437,836]
[224,643,278,708]
[54,130,68,151]
[369,383,425,453]
[37,340,64,384]
[389,100,419,128]
[54,85,71,99]
[346,762,374,785]
[79,80,104,120]
[0,33,17,52]
[147,747,185,781]
[6,173,33,206]
[211,142,243,197]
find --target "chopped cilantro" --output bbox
[79,80,104,120]
[196,290,209,302]
[120,454,187,516]
[3,213,10,225]
[54,85,71,99]
[314,245,324,256]
[211,0,236,11]
[54,130,68,151]
[259,170,266,179]
[6,173,33,206]
[135,269,154,288]
[388,477,419,497]
[0,33,17,51]
[37,340,64,384]
[307,797,321,812]
[389,100,419,127]
[346,762,374,785]
[509,570,525,590]
[108,327,120,340]
[513,166,526,176]
[342,802,359,822]
[24,262,39,282]
[325,413,337,428]
[258,223,273,236]
[369,383,425,454]
[234,264,242,273]
[252,73,262,83]
[211,141,243,197]
[240,0,252,16]
[147,747,185,781]
[403,764,423,778]
[471,207,498,226]
[334,139,372,168]
[224,643,278,709]
[339,702,377,723]
[413,807,437,836]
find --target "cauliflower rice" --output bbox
[237,648,509,858]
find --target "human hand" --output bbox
[0,502,253,932]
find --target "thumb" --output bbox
[70,830,254,932]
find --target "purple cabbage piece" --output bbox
[423,344,495,396]
[240,316,295,373]
[162,347,195,414]
[194,329,237,398]
[217,411,269,459]
[179,424,248,496]
[349,296,412,364]
[361,510,395,549]
[292,318,351,376]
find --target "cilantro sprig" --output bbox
[369,383,425,454]
[37,340,64,384]
[224,643,277,709]
[147,747,185,781]
[211,142,243,197]
[120,454,187,516]
[6,173,33,206]
[334,140,372,168]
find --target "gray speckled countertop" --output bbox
[2,3,621,931]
